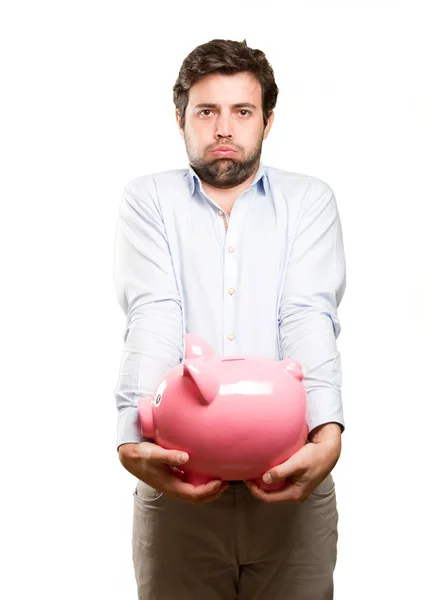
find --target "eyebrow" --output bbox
[193,103,257,110]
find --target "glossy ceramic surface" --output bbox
[138,333,308,490]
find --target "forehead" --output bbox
[188,72,262,108]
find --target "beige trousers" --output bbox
[132,474,338,599]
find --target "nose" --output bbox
[214,111,233,140]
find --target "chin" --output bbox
[212,156,241,164]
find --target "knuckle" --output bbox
[271,468,281,480]
[141,445,153,461]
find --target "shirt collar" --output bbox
[185,160,269,197]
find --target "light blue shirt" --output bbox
[113,161,346,449]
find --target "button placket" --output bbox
[218,184,256,353]
[224,216,238,352]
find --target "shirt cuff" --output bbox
[116,406,146,450]
[306,388,345,435]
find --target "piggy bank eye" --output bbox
[154,393,162,407]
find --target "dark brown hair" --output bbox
[173,38,279,130]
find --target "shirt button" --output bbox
[228,288,235,295]
[218,209,224,216]
[228,247,235,253]
[228,333,235,341]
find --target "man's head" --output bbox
[173,39,278,189]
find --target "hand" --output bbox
[244,423,342,504]
[118,441,229,504]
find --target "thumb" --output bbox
[139,442,190,466]
[165,450,190,466]
[262,445,309,483]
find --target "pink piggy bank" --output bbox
[138,333,309,491]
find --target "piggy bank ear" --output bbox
[182,360,219,405]
[184,333,216,360]
[281,358,304,381]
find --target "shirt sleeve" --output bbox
[278,181,347,435]
[113,178,184,450]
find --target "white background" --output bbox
[1,1,441,598]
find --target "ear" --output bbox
[281,358,303,381]
[184,333,216,360]
[263,110,274,140]
[176,109,184,139]
[183,360,219,405]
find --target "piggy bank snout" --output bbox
[139,395,155,438]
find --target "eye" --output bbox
[154,393,162,407]
[197,109,252,117]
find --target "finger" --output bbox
[192,482,230,504]
[244,481,302,504]
[262,444,312,484]
[139,442,190,467]
[170,478,224,501]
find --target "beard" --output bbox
[185,136,263,189]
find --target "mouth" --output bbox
[209,149,237,157]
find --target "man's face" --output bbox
[176,72,274,189]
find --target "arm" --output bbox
[278,181,347,439]
[245,182,346,502]
[112,179,230,503]
[113,178,183,450]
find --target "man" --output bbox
[113,38,346,600]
